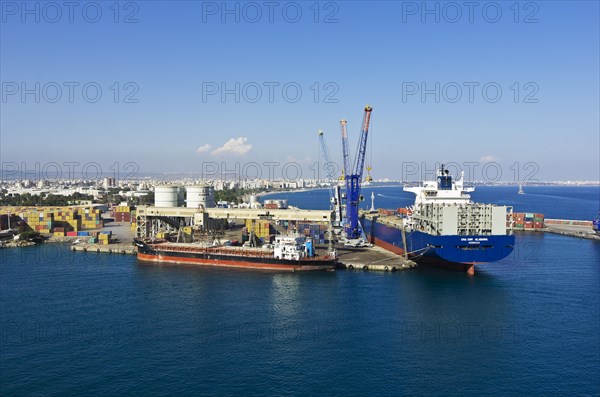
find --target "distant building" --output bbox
[103,177,116,189]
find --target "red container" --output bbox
[265,204,278,209]
[524,221,533,228]
[67,231,77,236]
[534,222,543,228]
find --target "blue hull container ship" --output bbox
[360,166,515,275]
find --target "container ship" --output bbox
[135,234,336,271]
[361,166,515,274]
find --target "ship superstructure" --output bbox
[404,167,511,238]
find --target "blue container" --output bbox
[77,231,89,236]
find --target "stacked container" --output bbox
[20,210,53,233]
[114,205,132,222]
[513,212,544,229]
[80,208,103,229]
[513,212,525,229]
[98,232,111,245]
[244,219,272,239]
[378,208,397,217]
[297,222,327,244]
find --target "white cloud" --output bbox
[211,137,252,156]
[480,155,499,162]
[196,144,212,154]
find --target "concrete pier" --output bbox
[541,220,599,241]
[71,243,137,255]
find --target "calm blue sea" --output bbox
[1,186,599,396]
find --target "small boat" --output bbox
[518,183,525,195]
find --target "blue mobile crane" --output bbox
[341,106,373,240]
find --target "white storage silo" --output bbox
[186,184,215,208]
[154,186,179,207]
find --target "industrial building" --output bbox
[134,184,333,244]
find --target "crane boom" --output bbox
[318,130,342,228]
[343,105,373,240]
[340,119,350,180]
[353,107,372,181]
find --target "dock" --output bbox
[541,220,599,241]
[335,245,417,271]
[68,240,417,271]
[71,242,137,255]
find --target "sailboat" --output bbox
[518,183,525,195]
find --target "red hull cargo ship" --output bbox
[135,234,336,272]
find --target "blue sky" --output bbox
[1,1,598,181]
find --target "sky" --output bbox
[1,0,599,182]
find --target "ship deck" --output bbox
[149,242,335,261]
[361,212,404,229]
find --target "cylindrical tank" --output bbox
[154,186,179,207]
[249,195,258,204]
[186,184,215,208]
[177,186,186,207]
